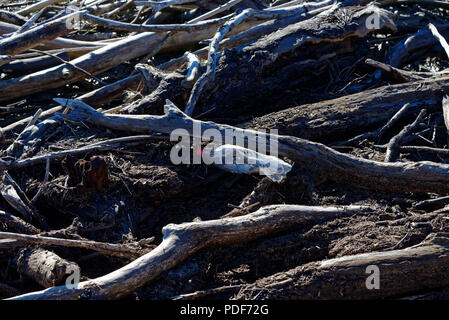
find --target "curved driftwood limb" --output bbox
[7,204,367,299]
[56,99,449,194]
[15,247,79,288]
[384,109,426,162]
[0,231,149,259]
[235,232,449,300]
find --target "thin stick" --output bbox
[0,231,146,259]
[134,0,196,10]
[83,12,231,32]
[172,284,244,300]
[184,8,253,116]
[29,48,106,86]
[6,134,168,169]
[377,103,412,142]
[30,158,50,203]
[0,106,62,137]
[385,109,426,162]
[188,0,243,23]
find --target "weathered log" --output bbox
[0,210,40,234]
[7,204,367,299]
[15,247,80,288]
[0,20,106,52]
[0,51,69,77]
[364,58,449,82]
[42,99,449,195]
[235,232,449,300]
[245,76,449,142]
[157,3,335,72]
[118,5,334,113]
[0,6,273,101]
[0,11,82,57]
[0,9,27,25]
[388,23,449,67]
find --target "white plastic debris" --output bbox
[211,144,292,182]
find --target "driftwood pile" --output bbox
[1,0,449,300]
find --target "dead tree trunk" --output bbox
[235,232,449,300]
[245,76,449,142]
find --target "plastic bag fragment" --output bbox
[211,144,292,182]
